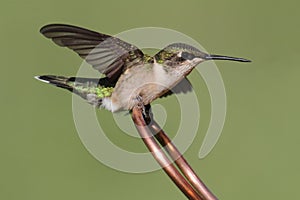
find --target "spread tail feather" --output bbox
[35,75,73,91]
[35,75,115,107]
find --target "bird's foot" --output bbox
[134,95,146,116]
[133,95,150,122]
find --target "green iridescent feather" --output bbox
[70,82,114,98]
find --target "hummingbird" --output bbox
[35,24,251,112]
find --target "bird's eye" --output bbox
[181,52,195,60]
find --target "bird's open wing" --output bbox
[40,24,144,82]
[160,78,193,98]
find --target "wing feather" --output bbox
[40,24,144,82]
[160,78,193,98]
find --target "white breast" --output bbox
[109,62,180,112]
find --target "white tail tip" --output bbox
[34,76,49,84]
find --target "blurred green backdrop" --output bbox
[1,0,299,199]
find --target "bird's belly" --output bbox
[112,79,169,111]
[111,64,179,111]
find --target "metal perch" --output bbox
[131,105,217,200]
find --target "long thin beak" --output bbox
[205,54,251,62]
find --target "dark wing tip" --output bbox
[40,23,102,38]
[40,24,69,35]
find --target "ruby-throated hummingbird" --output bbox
[35,24,251,112]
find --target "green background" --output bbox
[1,0,299,199]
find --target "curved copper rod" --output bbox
[131,106,203,200]
[150,121,218,200]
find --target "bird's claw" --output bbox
[134,95,150,121]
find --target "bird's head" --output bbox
[154,43,251,75]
